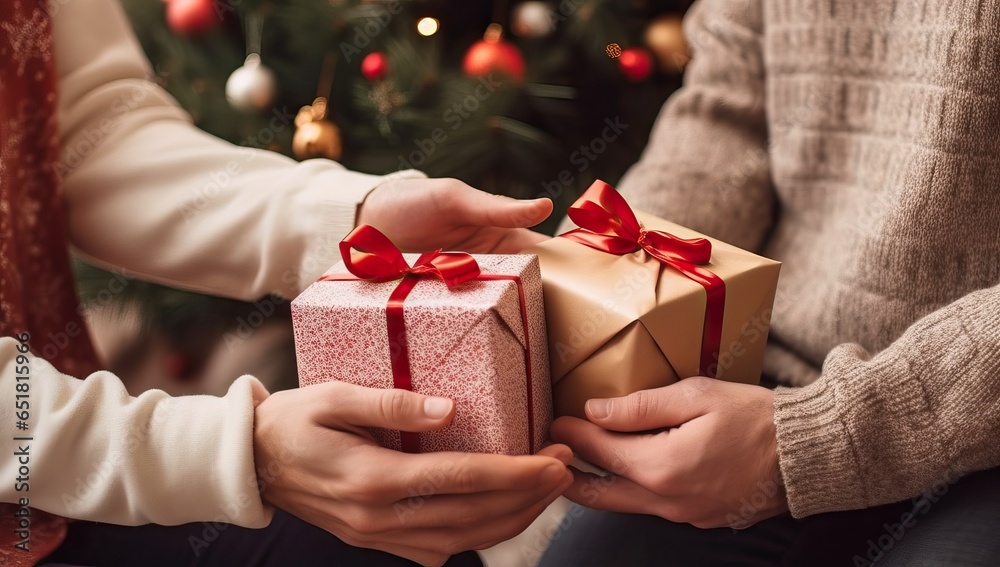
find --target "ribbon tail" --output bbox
[386,275,421,453]
[668,261,727,378]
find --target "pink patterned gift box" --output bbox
[292,254,551,455]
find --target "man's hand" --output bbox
[550,378,787,529]
[358,177,552,253]
[254,381,573,566]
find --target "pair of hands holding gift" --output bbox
[254,178,568,566]
[254,178,786,566]
[552,377,789,529]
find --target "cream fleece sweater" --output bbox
[618,0,1000,517]
[0,0,421,527]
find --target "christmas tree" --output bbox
[123,0,691,219]
[77,0,693,387]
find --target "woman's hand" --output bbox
[254,380,573,566]
[358,177,553,254]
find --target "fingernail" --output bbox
[586,398,611,420]
[540,464,565,484]
[423,397,453,419]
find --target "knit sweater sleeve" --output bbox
[55,0,423,301]
[774,283,1000,517]
[0,337,272,527]
[615,0,775,252]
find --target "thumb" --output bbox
[311,381,455,432]
[454,184,553,229]
[584,383,706,432]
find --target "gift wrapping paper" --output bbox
[292,254,552,455]
[528,183,781,418]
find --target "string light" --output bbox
[417,17,439,36]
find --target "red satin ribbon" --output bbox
[320,225,535,453]
[560,181,726,378]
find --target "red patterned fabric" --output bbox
[1,2,100,564]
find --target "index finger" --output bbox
[489,227,551,254]
[381,449,570,500]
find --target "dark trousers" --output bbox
[540,467,1000,567]
[42,509,483,567]
[44,467,1000,566]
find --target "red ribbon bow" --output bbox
[321,225,535,453]
[337,225,482,288]
[560,181,726,378]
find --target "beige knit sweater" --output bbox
[618,0,1000,518]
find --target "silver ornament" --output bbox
[225,54,277,111]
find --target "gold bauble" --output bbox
[644,16,689,74]
[292,98,343,161]
[292,120,342,161]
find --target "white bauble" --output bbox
[225,54,277,111]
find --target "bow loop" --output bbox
[336,225,480,288]
[641,230,713,265]
[559,180,727,379]
[411,251,483,288]
[339,225,411,281]
[562,180,713,266]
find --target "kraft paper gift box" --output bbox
[528,181,781,419]
[292,225,551,455]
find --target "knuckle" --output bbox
[650,465,680,495]
[627,390,654,422]
[689,516,719,529]
[346,508,386,536]
[687,519,706,529]
[333,529,365,548]
[436,537,468,557]
[350,484,383,505]
[451,465,478,494]
[344,470,387,505]
[684,376,713,396]
[655,502,686,524]
[314,381,350,417]
[648,477,670,496]
[380,389,412,424]
[451,504,482,527]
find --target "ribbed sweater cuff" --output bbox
[294,167,426,294]
[773,379,865,518]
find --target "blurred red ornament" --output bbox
[166,0,220,36]
[463,24,525,80]
[618,47,653,82]
[361,52,389,81]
